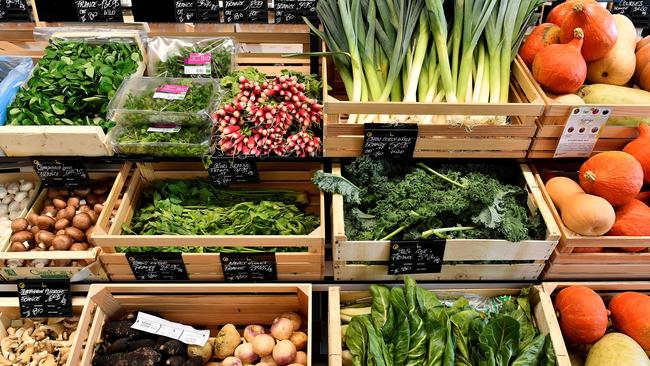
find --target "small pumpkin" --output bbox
[554,285,609,344]
[519,23,561,67]
[579,151,644,206]
[609,292,650,351]
[608,199,650,252]
[637,191,650,204]
[586,14,637,86]
[560,0,618,62]
[623,124,650,184]
[637,35,650,52]
[547,0,597,26]
[533,28,587,94]
[546,177,615,236]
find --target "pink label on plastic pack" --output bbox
[184,53,211,65]
[156,84,190,94]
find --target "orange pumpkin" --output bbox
[555,285,609,344]
[547,0,596,26]
[560,0,618,61]
[623,124,650,184]
[637,191,650,204]
[634,43,650,92]
[609,292,650,351]
[608,199,650,252]
[579,151,644,206]
[532,28,586,94]
[519,23,561,67]
[637,35,650,52]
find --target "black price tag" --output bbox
[75,0,123,22]
[208,158,259,186]
[224,0,268,23]
[221,252,277,282]
[611,0,650,28]
[127,252,189,281]
[0,0,30,22]
[197,0,220,22]
[275,0,297,23]
[174,0,198,22]
[388,239,446,275]
[363,123,419,159]
[296,0,317,21]
[32,157,90,188]
[18,280,72,318]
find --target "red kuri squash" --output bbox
[609,292,650,351]
[547,0,597,26]
[608,199,650,252]
[560,0,618,61]
[554,285,608,344]
[623,124,650,184]
[579,151,644,206]
[532,28,586,94]
[519,23,561,67]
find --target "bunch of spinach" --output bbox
[313,157,545,242]
[342,276,556,366]
[111,123,209,157]
[8,40,142,131]
[154,39,234,79]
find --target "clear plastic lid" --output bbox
[108,123,209,157]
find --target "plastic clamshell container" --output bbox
[107,123,210,157]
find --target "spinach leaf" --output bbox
[346,316,369,366]
[390,287,410,366]
[511,333,546,366]
[478,316,520,366]
[404,277,427,366]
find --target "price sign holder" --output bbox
[363,123,419,160]
[18,280,73,318]
[173,0,198,22]
[32,157,90,188]
[221,252,277,282]
[74,0,124,22]
[127,252,189,281]
[0,0,30,22]
[196,0,220,22]
[207,157,259,187]
[224,0,268,23]
[388,239,446,275]
[554,106,613,158]
[611,0,650,28]
[275,0,317,24]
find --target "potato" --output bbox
[214,324,241,359]
[272,340,296,365]
[279,312,302,331]
[235,343,258,364]
[289,332,307,351]
[271,318,293,341]
[11,218,29,232]
[253,334,276,357]
[244,325,265,343]
[188,341,213,363]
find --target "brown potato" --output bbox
[64,227,84,242]
[11,218,29,233]
[11,231,33,243]
[54,218,70,231]
[52,198,67,209]
[36,215,55,231]
[51,235,73,251]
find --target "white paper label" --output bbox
[147,125,181,133]
[554,106,613,158]
[184,65,212,75]
[153,84,189,100]
[131,312,210,346]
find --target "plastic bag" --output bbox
[0,57,33,126]
[147,36,237,79]
[33,25,149,45]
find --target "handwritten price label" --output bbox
[363,123,419,160]
[18,280,72,318]
[127,252,189,281]
[388,239,446,275]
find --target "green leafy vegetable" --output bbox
[111,124,209,157]
[312,171,361,204]
[154,38,234,79]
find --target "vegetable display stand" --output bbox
[0,31,146,157]
[70,283,312,365]
[327,285,569,366]
[0,164,132,282]
[330,163,561,281]
[533,165,650,280]
[321,57,545,158]
[0,296,88,366]
[93,161,326,281]
[520,58,648,158]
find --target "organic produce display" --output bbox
[7,39,142,131]
[307,0,542,125]
[339,277,555,366]
[314,157,544,242]
[108,123,209,157]
[4,180,113,268]
[212,69,323,157]
[0,317,79,365]
[0,179,36,245]
[91,311,308,366]
[148,37,235,79]
[553,285,650,365]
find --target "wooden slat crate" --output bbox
[70,283,312,366]
[93,161,325,281]
[0,163,132,282]
[328,285,570,366]
[322,55,545,158]
[0,171,41,249]
[331,163,561,281]
[518,58,647,158]
[542,281,650,366]
[533,165,650,280]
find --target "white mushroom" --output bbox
[8,201,20,213]
[14,191,27,203]
[19,181,33,192]
[6,259,24,268]
[6,182,18,195]
[0,204,8,215]
[0,187,7,199]
[1,196,12,204]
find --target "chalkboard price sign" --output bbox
[611,0,650,28]
[275,0,297,23]
[18,280,72,318]
[75,0,124,22]
[221,252,277,282]
[0,0,30,22]
[127,252,189,281]
[173,0,220,22]
[174,0,198,22]
[207,157,259,187]
[388,239,446,275]
[362,123,419,160]
[196,0,220,22]
[32,157,90,188]
[224,0,268,23]
[296,0,317,21]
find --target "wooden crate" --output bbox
[0,164,132,282]
[0,295,88,366]
[328,285,570,366]
[542,281,650,366]
[533,165,650,280]
[70,283,312,366]
[518,58,647,158]
[93,161,325,281]
[331,163,561,281]
[0,170,41,245]
[322,56,545,158]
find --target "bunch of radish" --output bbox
[213,75,322,157]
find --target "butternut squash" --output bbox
[587,14,637,86]
[546,177,615,236]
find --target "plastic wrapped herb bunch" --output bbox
[147,36,236,79]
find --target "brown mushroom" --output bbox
[11,231,33,243]
[9,242,27,252]
[78,205,91,213]
[10,218,29,233]
[62,206,76,221]
[54,219,70,231]
[30,226,40,235]
[85,226,94,243]
[64,227,84,242]
[56,229,66,236]
[41,206,56,216]
[53,259,72,266]
[93,186,109,195]
[51,235,73,251]
[86,211,98,224]
[86,194,98,206]
[46,190,59,199]
[52,198,67,210]
[74,187,90,197]
[26,212,39,226]
[69,242,88,251]
[93,204,104,214]
[36,215,55,231]
[66,197,80,208]
[72,213,92,231]
[35,231,55,246]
